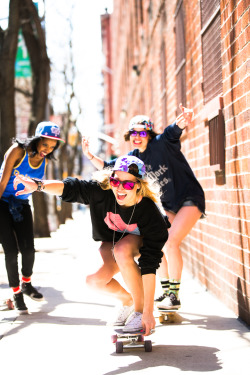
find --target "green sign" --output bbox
[15,30,32,78]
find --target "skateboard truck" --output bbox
[158,308,177,323]
[111,329,153,353]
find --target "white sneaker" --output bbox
[157,294,181,310]
[123,311,143,333]
[110,305,134,326]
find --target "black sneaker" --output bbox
[13,292,28,314]
[154,293,168,303]
[157,293,181,310]
[21,282,44,301]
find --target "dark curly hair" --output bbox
[13,136,60,160]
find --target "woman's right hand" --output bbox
[82,135,104,170]
[82,136,91,157]
[176,103,194,129]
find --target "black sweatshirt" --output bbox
[61,178,169,275]
[104,123,205,214]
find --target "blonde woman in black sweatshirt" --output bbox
[14,155,169,336]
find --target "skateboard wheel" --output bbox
[144,340,152,352]
[138,335,144,342]
[6,299,14,310]
[159,315,164,324]
[116,341,123,353]
[111,334,117,343]
[169,314,175,323]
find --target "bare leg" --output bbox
[86,242,132,306]
[157,253,169,278]
[164,206,201,279]
[157,207,201,281]
[114,234,143,312]
[157,211,176,279]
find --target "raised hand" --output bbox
[176,103,194,129]
[82,136,90,156]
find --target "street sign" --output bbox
[15,30,32,78]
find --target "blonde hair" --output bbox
[92,169,161,204]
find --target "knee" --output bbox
[85,271,111,289]
[165,236,181,254]
[86,274,101,289]
[5,253,18,267]
[113,242,133,267]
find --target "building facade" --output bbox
[101,0,249,324]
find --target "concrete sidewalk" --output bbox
[0,209,249,375]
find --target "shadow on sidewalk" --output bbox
[106,344,222,373]
[0,286,113,339]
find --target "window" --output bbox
[207,109,225,185]
[160,40,167,126]
[208,111,225,170]
[139,0,144,24]
[149,69,154,116]
[148,0,153,21]
[201,0,225,184]
[175,0,186,114]
[200,0,222,103]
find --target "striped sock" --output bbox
[12,286,21,294]
[160,278,170,296]
[22,276,31,283]
[169,279,181,299]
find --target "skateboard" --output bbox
[111,328,152,353]
[157,308,178,323]
[0,298,14,311]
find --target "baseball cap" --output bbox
[35,121,65,143]
[113,155,146,179]
[128,115,154,132]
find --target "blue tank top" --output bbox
[0,150,47,201]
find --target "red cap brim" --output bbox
[41,135,65,143]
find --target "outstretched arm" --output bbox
[82,136,105,170]
[176,103,194,129]
[13,175,64,196]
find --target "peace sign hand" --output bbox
[176,103,194,129]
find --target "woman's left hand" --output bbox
[142,311,156,336]
[176,103,194,129]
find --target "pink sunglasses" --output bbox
[109,177,137,190]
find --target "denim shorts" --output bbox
[166,200,200,215]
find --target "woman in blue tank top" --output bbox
[0,121,64,314]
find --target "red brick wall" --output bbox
[102,0,249,324]
[101,13,114,157]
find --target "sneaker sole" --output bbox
[122,328,144,333]
[23,293,44,302]
[17,309,29,315]
[157,305,181,310]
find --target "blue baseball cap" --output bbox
[113,156,146,179]
[35,121,65,143]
